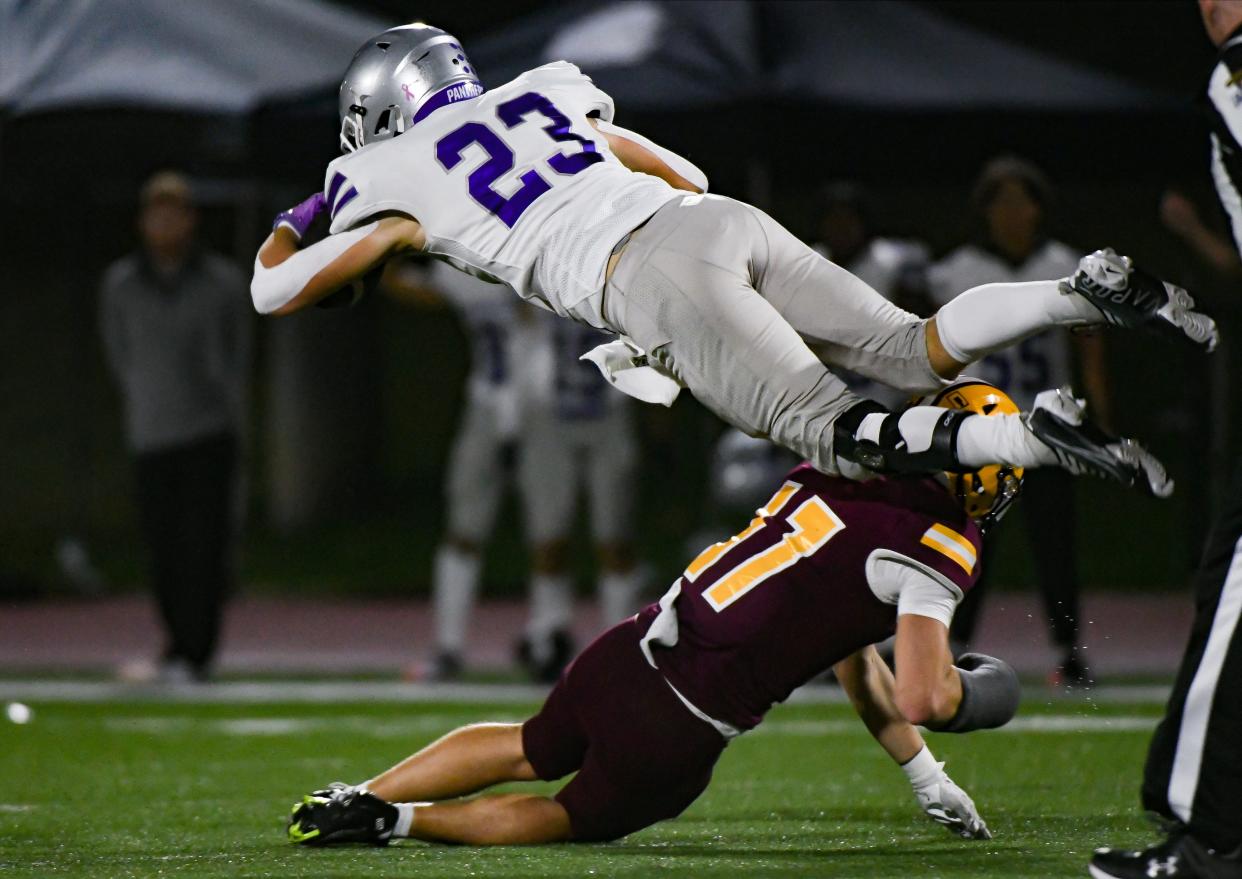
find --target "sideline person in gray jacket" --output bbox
[99,171,251,682]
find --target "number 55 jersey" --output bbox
[324,61,683,323]
[639,464,983,735]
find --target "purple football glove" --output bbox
[272,192,327,241]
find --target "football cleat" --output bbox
[1061,248,1219,352]
[287,784,398,846]
[1090,830,1242,878]
[1024,387,1173,499]
[1049,648,1092,690]
[516,629,574,683]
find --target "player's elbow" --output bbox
[895,683,957,728]
[250,262,299,315]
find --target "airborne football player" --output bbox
[252,23,1215,496]
[286,380,1027,845]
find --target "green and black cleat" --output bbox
[287,783,398,846]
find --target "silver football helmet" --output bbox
[338,23,483,153]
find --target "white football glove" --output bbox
[902,746,991,840]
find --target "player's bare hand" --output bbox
[912,768,991,840]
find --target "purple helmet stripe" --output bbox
[331,186,358,219]
[410,80,484,125]
[326,172,346,207]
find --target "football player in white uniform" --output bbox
[384,259,536,680]
[516,313,643,680]
[251,23,1216,497]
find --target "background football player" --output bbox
[251,23,1211,508]
[516,314,643,681]
[383,258,536,681]
[930,155,1109,687]
[285,380,1022,847]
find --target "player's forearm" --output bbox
[591,119,707,193]
[251,219,405,315]
[834,648,924,765]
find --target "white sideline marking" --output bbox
[95,713,1155,739]
[0,804,36,813]
[0,679,1173,705]
[102,714,523,737]
[758,715,1156,736]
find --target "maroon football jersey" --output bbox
[639,464,982,731]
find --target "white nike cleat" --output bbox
[1062,248,1219,352]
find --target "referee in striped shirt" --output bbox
[1090,3,1242,877]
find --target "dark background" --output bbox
[1,0,1236,599]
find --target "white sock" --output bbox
[899,745,941,787]
[955,412,1058,468]
[392,802,428,838]
[856,407,1057,470]
[599,568,645,624]
[432,546,481,654]
[935,280,1099,364]
[526,574,573,643]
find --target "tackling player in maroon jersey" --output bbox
[287,380,1025,847]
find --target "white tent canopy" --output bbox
[0,0,387,115]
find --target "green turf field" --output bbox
[2,697,1165,878]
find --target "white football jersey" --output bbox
[325,61,683,320]
[930,241,1080,409]
[421,261,527,399]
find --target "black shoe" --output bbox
[427,651,462,682]
[516,629,574,683]
[1025,387,1173,498]
[287,784,398,846]
[1049,648,1091,690]
[1090,830,1242,878]
[1063,249,1218,352]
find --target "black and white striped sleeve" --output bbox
[1206,42,1242,254]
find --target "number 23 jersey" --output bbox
[324,61,684,319]
[639,464,983,732]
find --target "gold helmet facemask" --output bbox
[926,380,1024,530]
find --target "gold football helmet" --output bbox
[928,380,1024,528]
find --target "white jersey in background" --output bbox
[520,310,637,545]
[814,238,930,409]
[825,238,930,301]
[420,261,533,439]
[326,61,683,323]
[929,241,1079,410]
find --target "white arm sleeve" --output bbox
[250,222,378,314]
[865,551,961,628]
[593,119,708,193]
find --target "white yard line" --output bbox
[0,679,1171,706]
[91,712,1156,739]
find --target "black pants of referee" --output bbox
[1141,456,1242,854]
[133,431,238,677]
